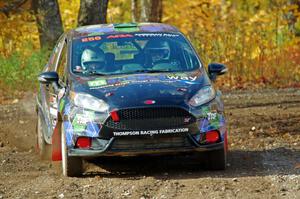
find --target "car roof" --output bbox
[70,23,180,39]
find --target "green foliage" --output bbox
[0,0,300,92]
[0,44,50,91]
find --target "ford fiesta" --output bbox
[36,23,228,177]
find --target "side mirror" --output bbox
[208,63,227,81]
[38,71,59,84]
[38,71,61,93]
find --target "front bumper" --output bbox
[68,136,225,157]
[63,99,227,157]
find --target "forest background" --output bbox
[0,0,300,101]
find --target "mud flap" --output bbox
[52,122,62,161]
[224,130,228,152]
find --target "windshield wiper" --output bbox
[87,71,108,76]
[73,70,108,76]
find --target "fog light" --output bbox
[206,130,219,143]
[76,137,91,149]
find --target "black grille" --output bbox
[104,107,195,130]
[110,136,192,151]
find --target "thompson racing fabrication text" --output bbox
[113,128,189,137]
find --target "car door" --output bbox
[40,35,67,143]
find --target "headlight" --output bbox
[71,92,109,112]
[189,86,216,107]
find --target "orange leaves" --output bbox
[163,0,300,89]
[0,0,300,90]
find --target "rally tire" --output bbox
[204,145,227,170]
[37,112,52,160]
[61,124,83,177]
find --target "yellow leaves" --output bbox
[283,4,299,12]
[250,47,261,60]
[0,9,39,57]
[108,7,121,18]
[58,0,80,31]
[248,10,269,23]
[0,0,299,89]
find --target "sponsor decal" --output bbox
[72,117,87,132]
[107,34,134,39]
[207,112,217,121]
[87,32,105,37]
[135,33,180,37]
[166,75,197,81]
[81,36,102,42]
[113,128,189,136]
[63,121,74,146]
[198,106,226,132]
[72,112,95,132]
[88,73,198,90]
[89,74,165,89]
[88,79,107,87]
[90,81,129,90]
[59,98,65,112]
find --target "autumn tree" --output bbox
[286,0,300,36]
[32,0,63,48]
[131,0,139,22]
[77,0,109,26]
[0,0,29,17]
[131,0,162,22]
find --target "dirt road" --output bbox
[0,89,299,199]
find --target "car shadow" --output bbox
[82,147,300,179]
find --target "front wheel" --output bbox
[61,124,83,177]
[204,145,227,170]
[197,144,227,170]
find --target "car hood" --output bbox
[70,69,211,110]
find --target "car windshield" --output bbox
[71,32,201,76]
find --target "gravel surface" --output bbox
[0,89,299,199]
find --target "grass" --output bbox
[0,46,50,92]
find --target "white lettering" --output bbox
[113,128,189,137]
[189,76,197,81]
[166,75,197,81]
[181,77,189,80]
[166,75,179,80]
[207,113,217,120]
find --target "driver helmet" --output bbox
[144,40,170,63]
[81,47,105,71]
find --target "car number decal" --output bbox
[81,36,102,42]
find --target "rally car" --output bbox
[36,23,228,177]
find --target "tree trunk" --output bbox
[131,0,139,22]
[77,0,109,26]
[286,0,300,36]
[136,0,162,22]
[32,0,63,48]
[0,0,30,17]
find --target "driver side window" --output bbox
[56,40,67,83]
[46,35,66,72]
